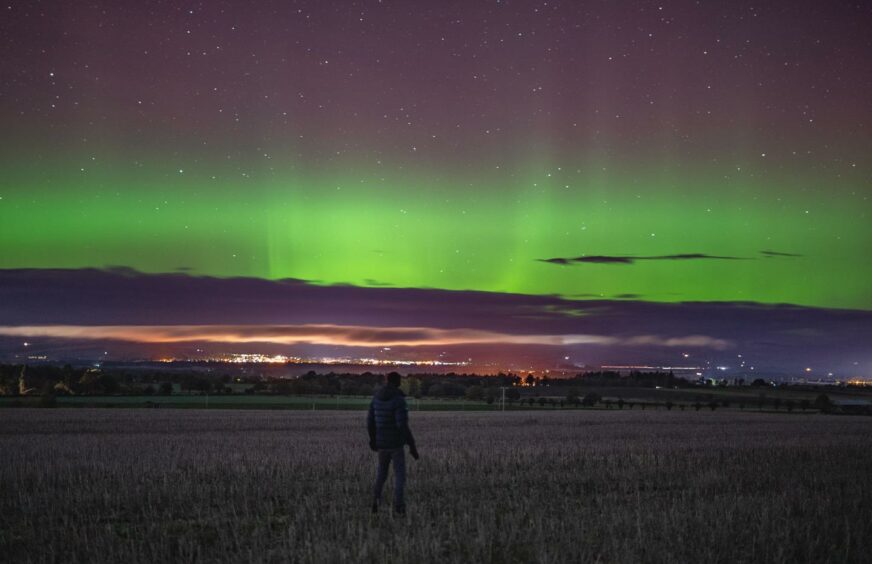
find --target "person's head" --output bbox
[386,372,402,388]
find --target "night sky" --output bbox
[1,1,870,375]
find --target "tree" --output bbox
[39,381,57,408]
[400,376,421,398]
[465,385,484,401]
[76,370,101,394]
[182,375,211,394]
[159,382,173,396]
[53,380,74,396]
[814,393,833,413]
[484,387,500,405]
[407,377,421,399]
[97,373,120,394]
[581,392,601,407]
[18,366,36,396]
[565,387,580,405]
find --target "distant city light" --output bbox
[157,353,469,367]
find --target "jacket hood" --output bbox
[376,384,403,401]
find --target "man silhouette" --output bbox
[368,372,419,515]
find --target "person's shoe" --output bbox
[371,502,378,514]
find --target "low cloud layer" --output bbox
[760,250,803,258]
[0,268,868,373]
[0,324,731,350]
[542,251,801,265]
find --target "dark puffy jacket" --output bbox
[367,385,416,450]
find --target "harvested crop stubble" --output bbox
[1,409,871,563]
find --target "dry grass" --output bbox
[1,409,870,563]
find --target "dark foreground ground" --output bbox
[1,409,870,563]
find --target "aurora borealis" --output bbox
[1,1,871,374]
[3,158,869,307]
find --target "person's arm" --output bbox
[367,401,377,450]
[395,396,419,459]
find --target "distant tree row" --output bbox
[0,365,854,418]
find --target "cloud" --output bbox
[363,279,394,287]
[540,253,745,265]
[0,324,733,350]
[623,334,732,350]
[542,251,804,265]
[539,257,573,265]
[760,250,803,258]
[566,256,636,264]
[0,267,870,372]
[652,254,745,261]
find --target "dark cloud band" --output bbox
[542,251,802,265]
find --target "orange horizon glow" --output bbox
[0,324,733,350]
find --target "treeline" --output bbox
[3,363,689,398]
[1,363,861,415]
[560,370,690,388]
[253,371,524,398]
[0,364,234,397]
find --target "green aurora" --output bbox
[1,154,869,310]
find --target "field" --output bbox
[2,409,871,563]
[0,395,485,411]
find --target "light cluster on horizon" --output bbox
[157,352,469,368]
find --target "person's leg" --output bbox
[372,449,392,509]
[392,447,406,513]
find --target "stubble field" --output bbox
[1,408,870,563]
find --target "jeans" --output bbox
[373,447,406,511]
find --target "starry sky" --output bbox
[0,1,870,373]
